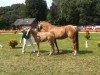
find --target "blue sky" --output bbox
[0,0,52,8]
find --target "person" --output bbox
[20,26,36,54]
[85,31,90,40]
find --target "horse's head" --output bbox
[38,21,52,32]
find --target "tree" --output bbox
[77,0,99,25]
[0,4,26,29]
[25,0,48,21]
[47,3,59,25]
[48,0,79,25]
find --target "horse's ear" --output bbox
[37,21,41,24]
[38,24,42,29]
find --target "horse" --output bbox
[37,21,79,55]
[31,29,55,56]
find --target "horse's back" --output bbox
[38,21,78,39]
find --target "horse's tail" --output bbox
[75,27,79,51]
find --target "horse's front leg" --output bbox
[54,39,59,53]
[73,49,77,56]
[37,43,40,56]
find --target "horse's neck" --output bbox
[31,30,38,39]
[48,24,55,30]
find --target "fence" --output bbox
[0,30,21,33]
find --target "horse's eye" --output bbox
[40,26,42,29]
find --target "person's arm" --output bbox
[20,31,24,44]
[26,29,30,36]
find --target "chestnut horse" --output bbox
[37,21,79,55]
[31,29,55,56]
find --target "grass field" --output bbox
[0,32,100,75]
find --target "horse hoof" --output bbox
[72,51,74,54]
[37,54,40,57]
[57,52,59,54]
[73,50,77,56]
[74,53,78,56]
[49,54,52,56]
[74,54,77,56]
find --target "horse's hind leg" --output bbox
[54,39,59,53]
[72,37,79,55]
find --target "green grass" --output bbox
[0,32,100,75]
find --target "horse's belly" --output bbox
[56,36,67,39]
[39,37,47,42]
[55,34,68,39]
[40,39,47,42]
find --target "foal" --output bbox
[31,29,55,56]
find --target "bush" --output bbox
[85,31,90,40]
[8,39,18,48]
[97,41,100,47]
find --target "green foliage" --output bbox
[97,41,100,47]
[48,0,100,25]
[0,0,100,29]
[93,18,100,24]
[0,4,26,29]
[8,39,18,48]
[47,3,60,25]
[25,0,48,21]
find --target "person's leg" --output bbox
[22,38,27,54]
[28,38,35,52]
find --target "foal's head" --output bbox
[31,29,38,36]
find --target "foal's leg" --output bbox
[49,41,55,56]
[54,39,59,53]
[37,43,40,56]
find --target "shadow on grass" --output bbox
[15,46,22,49]
[29,50,48,53]
[58,49,93,55]
[59,50,72,55]
[40,50,49,53]
[78,50,93,54]
[24,49,93,55]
